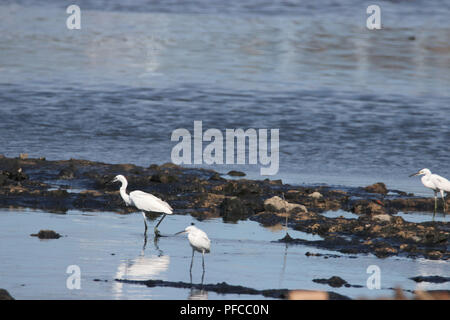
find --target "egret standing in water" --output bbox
[176,224,211,274]
[410,168,450,219]
[112,175,173,236]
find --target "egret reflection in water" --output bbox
[113,252,170,297]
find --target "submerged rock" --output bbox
[313,276,348,288]
[31,230,62,239]
[227,170,246,177]
[410,276,450,284]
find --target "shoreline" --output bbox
[0,155,448,261]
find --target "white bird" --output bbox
[112,175,173,236]
[410,168,450,219]
[176,224,211,273]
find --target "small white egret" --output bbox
[175,224,211,272]
[410,168,450,219]
[112,175,173,236]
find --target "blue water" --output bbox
[1,0,449,193]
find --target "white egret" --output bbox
[410,168,450,219]
[175,224,211,272]
[112,175,173,236]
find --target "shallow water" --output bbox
[1,1,450,195]
[0,208,448,299]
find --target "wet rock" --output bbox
[0,168,28,182]
[150,173,178,184]
[374,246,398,258]
[227,170,246,177]
[0,173,8,186]
[410,276,450,284]
[159,162,181,169]
[309,192,323,199]
[372,214,392,222]
[264,196,307,213]
[58,167,76,180]
[219,197,252,222]
[209,172,225,181]
[31,230,62,239]
[116,278,350,300]
[351,201,385,215]
[313,276,348,288]
[0,289,14,300]
[425,251,443,260]
[364,182,388,195]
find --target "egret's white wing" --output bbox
[188,230,211,253]
[432,175,450,192]
[130,190,173,214]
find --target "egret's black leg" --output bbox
[202,250,206,271]
[433,191,437,221]
[143,233,147,250]
[190,248,195,272]
[154,213,166,237]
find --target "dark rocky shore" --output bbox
[0,155,448,260]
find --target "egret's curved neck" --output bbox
[119,180,131,205]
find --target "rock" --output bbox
[372,214,392,222]
[0,173,8,186]
[159,162,180,169]
[79,190,102,197]
[374,246,398,258]
[0,289,14,300]
[227,170,246,177]
[352,201,385,215]
[150,174,178,184]
[313,276,348,288]
[426,251,443,260]
[264,196,307,213]
[58,167,76,180]
[219,197,251,222]
[31,230,62,239]
[364,182,388,195]
[308,192,323,199]
[410,276,450,284]
[209,172,225,181]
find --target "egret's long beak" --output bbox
[409,172,420,177]
[175,230,186,235]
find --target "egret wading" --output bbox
[410,168,450,219]
[112,175,173,236]
[175,224,211,273]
